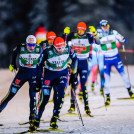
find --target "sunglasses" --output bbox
[27,43,36,47]
[101,24,110,29]
[55,46,65,51]
[78,30,85,34]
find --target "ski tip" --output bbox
[83,114,94,117]
[62,113,79,116]
[94,105,110,109]
[16,129,40,134]
[18,122,29,125]
[57,118,68,122]
[43,128,64,132]
[117,97,134,100]
[89,114,94,117]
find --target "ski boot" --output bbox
[91,82,95,92]
[105,94,110,106]
[68,103,75,113]
[85,105,92,117]
[29,118,40,132]
[50,115,58,128]
[127,88,134,98]
[100,87,104,96]
[79,91,83,102]
[29,114,36,125]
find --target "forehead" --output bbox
[101,23,108,26]
[28,38,35,43]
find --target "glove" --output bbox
[67,62,71,71]
[69,73,78,89]
[124,38,128,44]
[88,54,92,62]
[64,27,70,35]
[33,78,42,92]
[89,26,97,37]
[9,64,17,72]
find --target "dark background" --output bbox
[0,0,134,68]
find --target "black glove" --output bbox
[33,78,42,92]
[12,64,17,71]
[69,73,78,89]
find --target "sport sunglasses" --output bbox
[27,43,36,47]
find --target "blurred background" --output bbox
[0,0,134,68]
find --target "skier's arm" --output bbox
[69,46,78,89]
[88,26,101,44]
[37,49,48,68]
[86,33,94,61]
[113,30,128,43]
[88,45,93,61]
[34,49,48,92]
[37,49,48,78]
[9,45,20,72]
[69,46,78,74]
[62,29,74,42]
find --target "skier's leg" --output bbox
[114,54,134,97]
[0,69,25,112]
[104,57,112,105]
[50,74,67,128]
[91,65,98,92]
[98,54,105,95]
[80,60,91,115]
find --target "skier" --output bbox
[35,31,57,118]
[39,31,56,50]
[29,36,78,131]
[64,22,93,116]
[88,43,105,94]
[34,23,48,44]
[0,35,43,124]
[98,20,134,106]
[88,26,105,95]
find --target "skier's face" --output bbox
[101,24,110,32]
[78,30,85,36]
[48,39,54,46]
[27,43,36,52]
[55,46,65,54]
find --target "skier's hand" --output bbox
[67,62,71,71]
[88,54,92,62]
[33,78,42,92]
[69,73,78,89]
[89,26,97,37]
[64,27,70,35]
[9,64,17,72]
[124,38,128,44]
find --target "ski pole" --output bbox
[14,69,17,75]
[94,44,107,111]
[122,43,131,82]
[72,88,84,126]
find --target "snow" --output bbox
[0,66,134,134]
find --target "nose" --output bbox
[59,50,64,54]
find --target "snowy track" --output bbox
[0,66,134,134]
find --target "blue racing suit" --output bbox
[98,28,131,95]
[0,43,43,121]
[35,45,78,120]
[67,32,93,108]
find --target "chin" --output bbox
[78,33,84,36]
[59,52,63,54]
[29,49,34,52]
